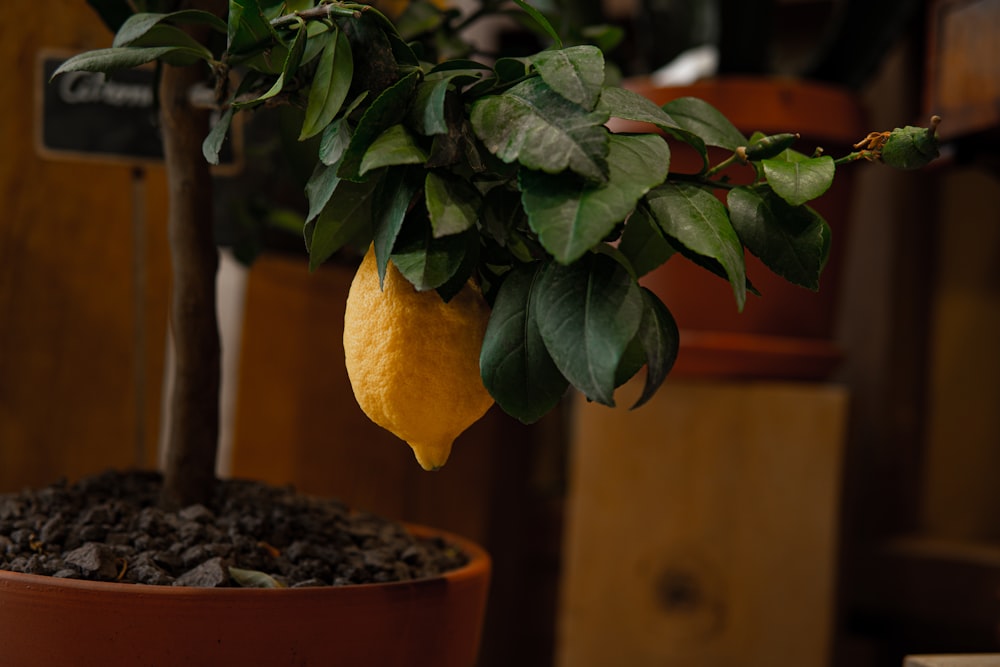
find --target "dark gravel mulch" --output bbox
[0,470,467,588]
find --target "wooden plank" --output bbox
[906,655,1000,667]
[0,0,170,492]
[852,537,1000,650]
[925,0,1000,141]
[557,378,847,667]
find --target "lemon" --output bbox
[343,245,494,470]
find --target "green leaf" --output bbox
[360,124,428,175]
[372,166,424,286]
[304,161,341,223]
[531,45,605,111]
[319,117,352,166]
[305,178,377,272]
[493,57,533,85]
[481,185,527,248]
[661,97,747,151]
[480,262,569,423]
[236,20,306,108]
[533,253,644,406]
[409,77,452,136]
[645,183,746,310]
[629,288,679,409]
[727,185,831,290]
[425,171,481,238]
[299,26,354,140]
[618,204,675,277]
[50,46,203,78]
[390,219,468,292]
[202,107,235,165]
[229,567,285,588]
[511,0,562,48]
[119,24,215,64]
[761,153,835,206]
[112,10,226,47]
[597,85,681,131]
[471,77,610,183]
[520,133,670,264]
[435,229,481,303]
[228,0,274,55]
[339,71,421,181]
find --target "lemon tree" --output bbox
[55,0,939,481]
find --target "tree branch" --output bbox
[158,0,226,509]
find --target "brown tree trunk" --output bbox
[157,18,223,508]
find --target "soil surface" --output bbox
[0,470,467,588]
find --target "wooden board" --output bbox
[0,0,170,492]
[558,378,847,667]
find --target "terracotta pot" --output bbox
[0,524,490,667]
[610,76,868,379]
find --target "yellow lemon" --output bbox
[343,245,494,470]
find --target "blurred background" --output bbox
[2,0,999,665]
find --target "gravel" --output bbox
[0,470,467,588]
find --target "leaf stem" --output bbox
[834,150,871,166]
[271,3,360,30]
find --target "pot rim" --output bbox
[0,522,490,596]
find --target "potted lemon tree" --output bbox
[0,0,938,664]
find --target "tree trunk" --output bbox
[158,48,221,509]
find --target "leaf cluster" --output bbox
[54,0,881,424]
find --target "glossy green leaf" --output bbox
[51,46,204,78]
[390,219,468,292]
[511,0,562,48]
[645,183,746,310]
[228,0,274,55]
[410,78,452,136]
[493,57,532,85]
[123,24,215,65]
[727,185,831,290]
[630,288,678,408]
[202,107,235,165]
[372,166,424,286]
[360,125,428,175]
[520,133,670,264]
[304,161,341,223]
[597,85,681,131]
[236,20,306,107]
[531,45,605,111]
[533,253,644,406]
[319,117,352,166]
[425,171,480,238]
[305,178,377,272]
[339,71,421,181]
[300,26,354,140]
[618,204,675,277]
[661,96,747,151]
[761,152,835,206]
[480,262,568,423]
[112,10,226,47]
[470,76,611,183]
[435,228,480,303]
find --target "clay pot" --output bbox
[611,77,868,379]
[0,525,490,667]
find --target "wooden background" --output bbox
[0,0,171,492]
